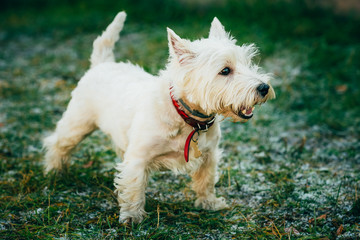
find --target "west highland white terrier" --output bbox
[44,11,275,223]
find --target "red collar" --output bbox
[170,88,215,162]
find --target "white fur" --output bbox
[43,11,275,223]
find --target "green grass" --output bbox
[1,0,360,239]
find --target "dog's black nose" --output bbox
[257,83,269,97]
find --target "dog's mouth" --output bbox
[236,106,255,119]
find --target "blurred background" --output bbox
[1,0,359,130]
[1,0,360,239]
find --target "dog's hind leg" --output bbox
[43,98,96,173]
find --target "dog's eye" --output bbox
[219,67,231,76]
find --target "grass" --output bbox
[1,0,360,239]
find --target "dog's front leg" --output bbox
[191,149,229,210]
[114,158,149,223]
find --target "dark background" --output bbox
[1,0,359,239]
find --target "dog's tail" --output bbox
[90,11,126,68]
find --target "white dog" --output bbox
[44,11,275,223]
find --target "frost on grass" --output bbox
[1,23,359,239]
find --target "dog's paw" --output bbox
[119,209,147,224]
[195,196,229,211]
[119,215,143,224]
[43,162,68,175]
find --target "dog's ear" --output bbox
[167,28,194,65]
[209,17,228,39]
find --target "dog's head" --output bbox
[167,17,275,122]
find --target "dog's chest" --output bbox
[168,128,213,159]
[148,122,220,173]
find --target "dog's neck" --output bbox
[177,98,215,120]
[170,87,216,162]
[170,87,215,131]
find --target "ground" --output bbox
[0,0,360,239]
